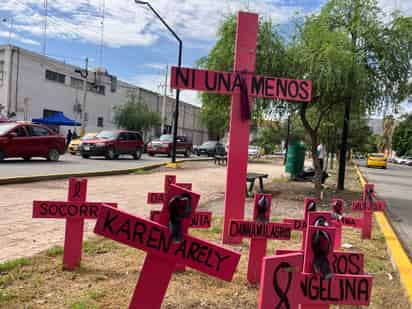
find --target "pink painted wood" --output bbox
[169,12,312,245]
[352,184,385,239]
[94,202,241,309]
[170,67,312,102]
[150,210,212,229]
[230,194,292,284]
[32,178,117,270]
[147,175,209,271]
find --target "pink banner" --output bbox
[171,67,312,103]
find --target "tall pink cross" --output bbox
[170,11,312,244]
[32,178,117,270]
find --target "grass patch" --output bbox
[46,245,64,257]
[133,169,148,175]
[69,301,97,309]
[0,257,29,272]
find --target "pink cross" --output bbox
[147,175,212,271]
[32,178,117,270]
[170,12,312,244]
[259,212,373,309]
[94,185,241,309]
[352,184,385,239]
[229,193,292,284]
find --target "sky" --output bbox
[0,0,411,112]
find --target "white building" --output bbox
[0,44,208,144]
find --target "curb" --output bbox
[353,162,412,303]
[0,157,213,185]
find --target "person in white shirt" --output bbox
[317,143,326,171]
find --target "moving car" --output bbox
[194,141,225,156]
[79,130,144,160]
[68,132,97,155]
[147,134,193,157]
[366,153,387,169]
[0,122,65,161]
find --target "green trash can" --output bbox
[285,141,305,177]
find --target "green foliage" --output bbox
[392,113,412,156]
[196,15,289,138]
[0,257,29,272]
[255,127,283,154]
[114,92,161,133]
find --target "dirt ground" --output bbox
[0,160,411,308]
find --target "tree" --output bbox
[381,116,395,154]
[114,92,161,135]
[392,113,412,156]
[196,16,289,138]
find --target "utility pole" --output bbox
[75,57,89,136]
[161,64,168,134]
[42,0,48,56]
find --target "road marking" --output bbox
[354,162,412,303]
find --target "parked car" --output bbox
[79,130,144,160]
[195,141,225,156]
[366,153,387,169]
[403,156,412,166]
[0,121,65,161]
[147,134,193,157]
[248,145,260,158]
[68,132,97,155]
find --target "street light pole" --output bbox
[75,57,89,136]
[135,1,182,164]
[2,17,13,45]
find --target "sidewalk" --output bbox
[0,161,285,262]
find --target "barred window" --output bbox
[45,70,65,84]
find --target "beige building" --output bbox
[0,44,207,144]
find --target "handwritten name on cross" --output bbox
[32,178,117,270]
[170,11,313,245]
[147,175,212,271]
[259,217,372,308]
[94,185,240,309]
[352,184,385,239]
[228,193,292,284]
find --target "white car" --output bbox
[248,145,260,157]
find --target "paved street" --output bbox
[0,153,190,178]
[358,161,412,258]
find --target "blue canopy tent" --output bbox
[32,112,81,126]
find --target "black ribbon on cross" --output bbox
[332,199,344,220]
[307,200,317,213]
[312,216,333,280]
[239,72,251,121]
[273,262,292,309]
[168,193,192,243]
[256,195,269,223]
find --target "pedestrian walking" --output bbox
[317,143,326,171]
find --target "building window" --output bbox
[97,117,104,127]
[70,77,84,89]
[45,70,65,84]
[87,82,105,95]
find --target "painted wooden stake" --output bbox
[170,11,313,244]
[32,178,117,270]
[94,185,241,309]
[352,184,385,239]
[229,193,292,284]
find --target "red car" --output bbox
[0,122,66,161]
[79,130,144,160]
[147,134,193,157]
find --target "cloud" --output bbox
[0,30,40,46]
[126,72,201,106]
[1,0,308,49]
